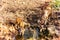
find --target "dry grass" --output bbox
[0,0,60,40]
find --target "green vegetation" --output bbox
[52,0,60,10]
